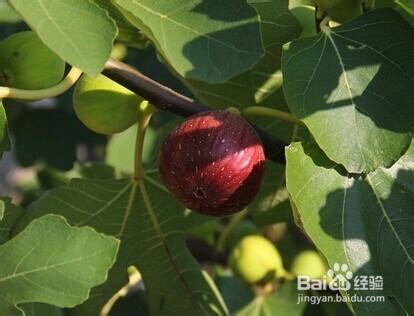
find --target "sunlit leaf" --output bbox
[114,0,264,83]
[283,9,414,173]
[15,175,228,315]
[286,141,414,314]
[0,214,119,315]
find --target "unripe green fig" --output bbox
[0,31,65,89]
[73,74,143,134]
[229,235,286,284]
[291,5,317,38]
[290,250,328,279]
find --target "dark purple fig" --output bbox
[159,111,266,216]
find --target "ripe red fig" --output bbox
[159,111,266,216]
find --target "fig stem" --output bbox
[103,58,287,165]
[0,67,82,100]
[320,16,331,32]
[243,106,305,127]
[134,101,153,181]
[217,209,248,252]
[100,267,142,316]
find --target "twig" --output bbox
[103,59,287,165]
[0,67,82,100]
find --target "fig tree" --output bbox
[73,74,143,135]
[290,250,328,279]
[158,111,265,216]
[229,235,286,284]
[0,31,65,89]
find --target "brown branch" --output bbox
[103,58,287,164]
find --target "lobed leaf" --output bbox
[282,9,414,173]
[286,141,414,314]
[113,0,264,84]
[15,174,228,315]
[186,0,301,108]
[0,214,119,315]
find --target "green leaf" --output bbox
[395,0,414,26]
[286,141,414,314]
[92,0,149,48]
[113,0,264,84]
[186,0,301,108]
[0,197,24,245]
[0,0,20,23]
[19,304,64,316]
[215,271,254,313]
[236,282,306,316]
[0,214,119,315]
[396,0,414,14]
[248,161,293,225]
[9,0,117,75]
[77,163,116,181]
[15,176,228,315]
[247,118,307,225]
[282,9,414,173]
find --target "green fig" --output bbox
[290,250,328,279]
[229,235,286,284]
[73,74,143,135]
[291,5,317,38]
[0,31,65,89]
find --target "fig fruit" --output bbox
[229,235,286,284]
[73,74,143,134]
[159,111,265,216]
[290,250,328,279]
[291,5,317,38]
[0,31,65,89]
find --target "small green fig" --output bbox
[0,31,65,89]
[229,235,286,284]
[73,74,143,134]
[290,250,328,279]
[291,5,317,38]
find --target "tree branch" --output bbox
[103,58,287,165]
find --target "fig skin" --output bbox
[229,235,286,284]
[73,74,142,135]
[0,31,65,89]
[159,111,265,216]
[290,250,328,279]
